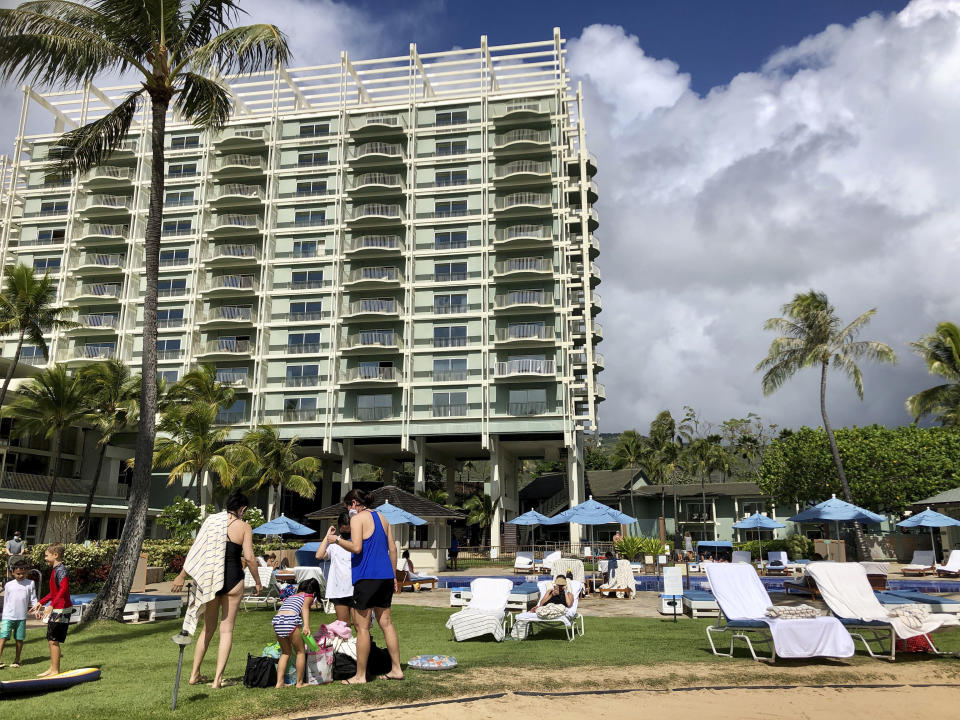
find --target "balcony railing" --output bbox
[347,235,403,253]
[76,314,119,329]
[494,291,552,308]
[495,100,545,116]
[214,371,249,386]
[285,375,320,387]
[494,225,552,243]
[350,172,403,190]
[214,154,264,171]
[78,252,124,269]
[433,271,468,282]
[494,257,551,275]
[204,306,253,322]
[433,302,469,315]
[211,214,262,231]
[342,332,400,349]
[75,345,117,359]
[346,267,399,283]
[349,142,404,160]
[495,326,552,342]
[205,275,257,292]
[348,203,404,222]
[433,336,468,348]
[214,411,247,424]
[158,285,189,297]
[82,194,132,210]
[212,184,264,201]
[432,403,468,417]
[157,316,186,328]
[432,369,468,382]
[342,366,397,382]
[495,192,551,211]
[493,129,550,148]
[218,127,266,142]
[284,310,325,322]
[74,282,122,298]
[285,343,322,354]
[507,401,549,416]
[206,244,258,261]
[352,114,404,130]
[343,299,398,315]
[283,409,318,422]
[494,160,550,178]
[495,359,556,377]
[356,407,392,421]
[85,165,133,182]
[202,338,252,354]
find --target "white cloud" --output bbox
[568,2,960,433]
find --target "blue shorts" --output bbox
[0,619,26,642]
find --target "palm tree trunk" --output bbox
[0,330,26,411]
[86,91,169,621]
[78,441,108,542]
[38,434,61,543]
[819,361,868,560]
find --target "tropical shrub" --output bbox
[617,536,666,559]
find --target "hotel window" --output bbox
[168,163,196,178]
[433,325,466,348]
[157,308,184,327]
[434,293,467,314]
[296,180,327,196]
[158,278,187,296]
[156,338,181,358]
[289,301,323,320]
[286,364,319,386]
[433,391,467,417]
[284,397,317,420]
[435,262,467,282]
[434,231,467,250]
[435,109,468,126]
[164,190,194,206]
[291,270,323,289]
[288,332,321,351]
[32,257,61,273]
[356,393,392,420]
[294,210,325,227]
[171,135,199,150]
[299,123,329,138]
[39,201,68,215]
[436,170,468,187]
[435,199,467,218]
[435,140,467,156]
[162,219,192,236]
[37,228,66,243]
[508,388,547,416]
[157,369,179,384]
[292,240,318,258]
[298,152,327,167]
[433,357,467,382]
[159,248,189,266]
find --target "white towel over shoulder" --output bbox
[181,511,228,635]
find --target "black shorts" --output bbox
[330,595,353,608]
[46,620,69,643]
[352,578,393,611]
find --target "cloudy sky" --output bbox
[3,0,957,435]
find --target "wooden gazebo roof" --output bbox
[306,485,465,521]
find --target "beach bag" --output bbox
[261,642,281,659]
[243,654,277,688]
[305,638,334,685]
[896,635,935,653]
[536,604,566,620]
[331,641,391,681]
[332,652,357,681]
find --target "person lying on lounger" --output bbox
[533,576,573,611]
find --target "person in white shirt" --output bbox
[1,559,37,668]
[316,512,354,624]
[398,549,439,590]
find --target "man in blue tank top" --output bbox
[328,489,404,683]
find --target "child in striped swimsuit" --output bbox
[271,579,320,687]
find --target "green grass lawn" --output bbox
[5,605,960,720]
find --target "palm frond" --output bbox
[905,383,956,421]
[833,355,865,399]
[45,90,142,178]
[171,0,243,57]
[175,72,231,129]
[834,307,877,345]
[184,23,289,76]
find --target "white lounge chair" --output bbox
[806,561,959,660]
[550,558,586,589]
[445,578,513,642]
[242,567,281,611]
[935,549,960,578]
[765,551,790,576]
[731,551,753,564]
[536,550,561,573]
[704,563,854,662]
[511,580,584,641]
[514,551,535,573]
[901,550,936,576]
[597,561,636,598]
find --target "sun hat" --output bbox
[554,576,568,586]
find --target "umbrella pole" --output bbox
[931,526,937,563]
[758,529,763,573]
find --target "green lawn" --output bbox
[5,605,960,720]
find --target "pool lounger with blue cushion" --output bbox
[875,590,960,614]
[70,593,181,623]
[683,590,720,618]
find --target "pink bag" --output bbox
[305,637,334,685]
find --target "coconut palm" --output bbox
[1,364,94,541]
[165,363,236,410]
[153,402,232,504]
[462,493,493,547]
[0,0,288,620]
[610,429,644,470]
[225,424,319,517]
[906,321,960,427]
[0,264,77,410]
[76,359,140,541]
[756,290,896,558]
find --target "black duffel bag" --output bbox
[243,654,277,688]
[332,641,392,681]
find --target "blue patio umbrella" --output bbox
[253,513,315,536]
[507,510,553,526]
[733,512,786,564]
[547,497,638,556]
[897,507,960,561]
[372,500,427,526]
[788,494,885,547]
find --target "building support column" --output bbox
[339,439,354,500]
[490,436,504,553]
[567,432,585,549]
[445,464,457,504]
[381,458,396,486]
[413,437,426,495]
[321,458,333,508]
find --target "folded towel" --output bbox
[766,604,821,619]
[889,603,929,630]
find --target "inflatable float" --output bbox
[0,667,101,696]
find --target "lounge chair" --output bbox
[806,561,959,660]
[731,551,753,564]
[765,551,790,576]
[536,550,561,574]
[683,590,719,618]
[396,569,438,592]
[596,561,636,598]
[875,590,960,615]
[784,574,821,599]
[511,580,585,641]
[445,578,513,642]
[860,561,889,590]
[901,550,936,577]
[551,558,586,590]
[704,564,854,662]
[242,567,281,611]
[514,551,535,573]
[935,549,960,578]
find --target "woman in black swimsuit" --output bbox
[172,491,260,688]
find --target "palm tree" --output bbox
[226,424,319,517]
[166,363,236,409]
[610,430,644,470]
[756,290,896,558]
[153,402,232,505]
[463,493,493,547]
[0,264,77,410]
[0,0,288,621]
[1,365,93,541]
[906,321,960,426]
[76,359,139,541]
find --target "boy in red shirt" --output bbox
[31,543,72,678]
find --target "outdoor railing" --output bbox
[494,291,552,309]
[349,142,404,160]
[494,257,551,274]
[74,282,122,298]
[82,194,132,210]
[211,214,262,231]
[348,203,404,221]
[214,154,264,171]
[494,160,550,178]
[507,401,549,416]
[85,165,132,182]
[493,128,550,147]
[212,184,264,201]
[355,407,392,421]
[346,235,403,252]
[342,366,398,382]
[202,339,252,354]
[350,172,403,190]
[495,325,552,342]
[495,359,556,377]
[215,372,249,386]
[77,314,119,329]
[494,225,551,243]
[345,267,399,283]
[342,332,400,349]
[205,275,257,291]
[78,252,124,268]
[203,306,253,322]
[206,244,258,261]
[495,192,551,211]
[343,299,398,315]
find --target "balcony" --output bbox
[210,183,264,206]
[345,235,403,255]
[567,207,599,231]
[284,342,324,355]
[61,344,118,363]
[74,313,120,331]
[213,154,265,174]
[492,128,551,152]
[199,306,255,326]
[347,203,404,225]
[349,114,405,133]
[283,375,320,388]
[341,299,400,319]
[494,325,554,345]
[214,370,250,388]
[203,275,258,294]
[596,383,606,400]
[74,252,124,274]
[341,366,399,384]
[71,282,123,302]
[355,407,393,421]
[216,126,267,146]
[567,179,599,204]
[197,338,253,357]
[275,213,333,229]
[344,266,401,288]
[432,403,468,418]
[493,160,551,184]
[214,411,248,425]
[594,352,605,368]
[273,278,328,291]
[492,99,550,121]
[507,401,549,417]
[158,285,189,298]
[493,291,553,312]
[493,224,552,248]
[157,315,187,329]
[341,331,401,352]
[83,165,133,187]
[205,243,259,265]
[278,308,325,322]
[347,172,404,194]
[494,192,552,214]
[208,213,262,235]
[494,358,556,379]
[347,142,405,164]
[80,194,132,215]
[493,257,552,279]
[566,150,598,178]
[282,409,319,422]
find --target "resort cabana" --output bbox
[306,485,464,572]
